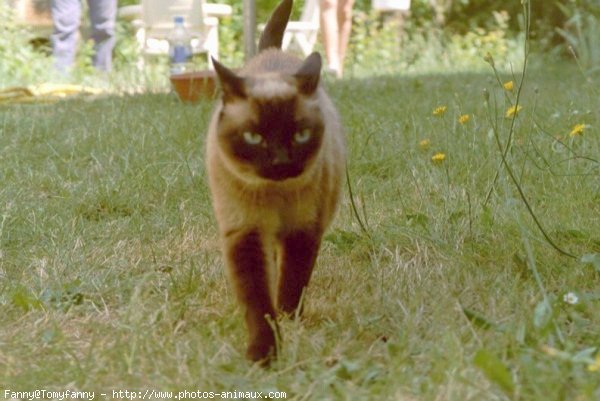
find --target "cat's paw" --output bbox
[246,336,276,366]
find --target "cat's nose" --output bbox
[272,148,291,165]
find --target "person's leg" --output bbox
[50,0,81,73]
[320,0,341,76]
[336,0,354,76]
[87,0,117,72]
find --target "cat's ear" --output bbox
[212,57,246,102]
[294,52,322,95]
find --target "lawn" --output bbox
[0,59,599,400]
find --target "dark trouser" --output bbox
[50,0,117,72]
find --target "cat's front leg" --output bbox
[277,228,322,316]
[225,229,277,364]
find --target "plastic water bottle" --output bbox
[168,16,192,75]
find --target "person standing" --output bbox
[319,0,354,78]
[50,0,117,73]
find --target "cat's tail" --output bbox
[258,0,293,52]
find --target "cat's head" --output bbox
[212,53,324,182]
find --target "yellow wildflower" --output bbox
[419,139,431,150]
[588,355,600,372]
[432,106,447,116]
[505,105,522,118]
[569,123,586,137]
[503,81,514,91]
[431,152,446,163]
[458,114,470,124]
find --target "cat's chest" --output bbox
[241,185,319,227]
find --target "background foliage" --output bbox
[1,0,599,87]
[0,3,55,86]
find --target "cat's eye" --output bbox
[243,131,263,145]
[294,129,311,144]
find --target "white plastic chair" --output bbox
[372,0,411,11]
[120,0,220,69]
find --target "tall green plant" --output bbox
[555,0,600,70]
[0,2,56,86]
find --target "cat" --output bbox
[205,0,346,364]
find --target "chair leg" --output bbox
[282,32,293,51]
[205,25,219,69]
[135,28,146,71]
[297,33,316,57]
[136,54,145,71]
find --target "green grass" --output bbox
[1,59,599,400]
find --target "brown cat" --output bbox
[206,0,346,364]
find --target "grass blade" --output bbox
[474,349,515,397]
